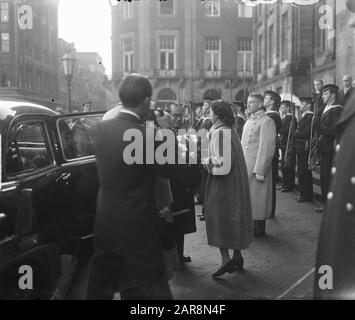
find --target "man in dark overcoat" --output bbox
[314,0,355,299]
[315,84,343,213]
[86,74,200,300]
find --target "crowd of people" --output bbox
[84,71,354,300]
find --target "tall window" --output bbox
[122,38,134,72]
[159,36,176,70]
[123,3,133,19]
[205,0,220,17]
[0,33,10,52]
[1,2,9,22]
[257,34,263,73]
[238,4,253,18]
[160,0,174,15]
[237,39,252,72]
[281,12,288,61]
[268,25,274,68]
[205,37,221,72]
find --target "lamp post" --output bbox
[62,51,77,113]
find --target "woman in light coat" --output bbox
[204,100,253,278]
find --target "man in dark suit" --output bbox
[264,90,282,218]
[293,98,314,202]
[315,84,343,213]
[338,74,355,107]
[86,74,199,300]
[279,100,297,193]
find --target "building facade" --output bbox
[251,1,339,97]
[0,0,59,107]
[111,0,253,108]
[336,0,355,83]
[251,2,314,97]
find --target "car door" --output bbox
[49,112,105,241]
[1,115,62,246]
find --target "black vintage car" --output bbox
[0,100,104,299]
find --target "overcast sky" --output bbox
[58,0,112,76]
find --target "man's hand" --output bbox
[255,174,265,183]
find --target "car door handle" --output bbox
[56,172,71,183]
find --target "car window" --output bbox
[6,122,53,176]
[58,115,102,160]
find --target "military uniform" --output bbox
[317,85,343,203]
[279,113,297,192]
[265,109,282,218]
[314,92,355,299]
[293,110,314,201]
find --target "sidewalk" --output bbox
[67,189,323,300]
[169,190,323,300]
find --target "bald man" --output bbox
[339,74,355,107]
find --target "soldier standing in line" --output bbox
[315,84,343,213]
[293,97,314,203]
[264,91,282,219]
[279,100,297,193]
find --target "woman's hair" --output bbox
[211,100,236,127]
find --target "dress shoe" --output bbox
[281,188,293,193]
[212,260,236,278]
[277,186,283,190]
[180,256,192,263]
[232,257,244,271]
[254,220,266,238]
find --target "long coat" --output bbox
[93,112,200,290]
[204,121,253,250]
[314,94,355,299]
[241,111,276,220]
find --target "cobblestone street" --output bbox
[68,189,323,300]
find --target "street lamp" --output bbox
[62,51,77,113]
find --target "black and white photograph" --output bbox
[1,0,355,305]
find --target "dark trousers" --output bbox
[296,152,313,200]
[281,149,296,190]
[176,233,185,259]
[199,169,208,215]
[86,246,172,300]
[319,152,334,203]
[271,156,278,218]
